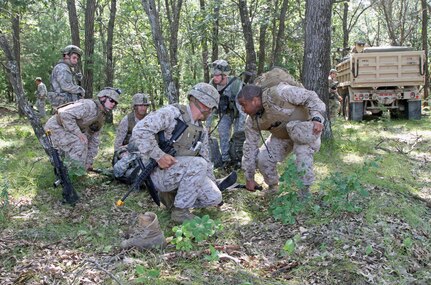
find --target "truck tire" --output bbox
[343,96,363,121]
[407,100,421,120]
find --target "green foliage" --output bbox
[0,176,10,227]
[171,215,222,251]
[204,245,221,262]
[282,234,301,255]
[134,265,160,284]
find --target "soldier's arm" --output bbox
[278,84,326,123]
[114,116,129,151]
[132,105,180,161]
[57,102,91,137]
[56,65,84,94]
[241,116,260,182]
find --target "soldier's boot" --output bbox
[159,191,177,211]
[171,207,196,224]
[120,212,166,250]
[298,186,311,201]
[216,171,237,191]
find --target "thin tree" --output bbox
[422,0,429,104]
[106,0,117,87]
[238,0,257,79]
[302,0,333,139]
[82,0,96,98]
[199,0,210,82]
[67,0,80,46]
[165,0,183,92]
[257,0,271,74]
[142,0,178,103]
[211,0,220,62]
[272,0,289,67]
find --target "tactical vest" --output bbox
[171,104,204,157]
[122,112,137,146]
[252,85,309,139]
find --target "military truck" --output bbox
[336,47,425,121]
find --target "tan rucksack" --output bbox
[254,67,303,90]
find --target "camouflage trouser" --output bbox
[256,130,321,187]
[36,98,46,117]
[44,117,89,167]
[150,156,222,209]
[329,97,341,120]
[218,111,246,162]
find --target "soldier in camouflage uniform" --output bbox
[48,45,85,108]
[44,87,120,170]
[113,93,151,183]
[35,77,47,117]
[207,59,245,166]
[328,69,342,120]
[238,73,325,199]
[131,83,221,223]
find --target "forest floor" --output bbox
[0,105,430,285]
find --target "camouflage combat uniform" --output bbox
[328,76,341,120]
[207,76,245,162]
[49,60,85,107]
[114,112,143,151]
[36,81,47,117]
[132,104,222,209]
[242,83,326,187]
[44,99,108,167]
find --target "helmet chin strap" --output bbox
[191,97,210,118]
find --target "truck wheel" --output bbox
[407,100,421,120]
[343,96,363,121]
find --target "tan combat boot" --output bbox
[171,207,196,224]
[120,212,166,250]
[159,191,177,211]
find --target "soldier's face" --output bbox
[190,98,211,121]
[65,53,80,66]
[238,96,262,116]
[135,105,148,116]
[103,97,117,110]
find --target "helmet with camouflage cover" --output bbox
[211,59,231,76]
[35,77,42,81]
[97,87,121,103]
[62,45,83,57]
[132,93,151,106]
[188,83,219,110]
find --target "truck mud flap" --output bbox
[407,100,421,120]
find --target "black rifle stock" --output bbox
[116,118,188,206]
[45,131,79,205]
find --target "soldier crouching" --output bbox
[130,83,222,223]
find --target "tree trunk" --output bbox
[142,0,178,103]
[106,0,117,88]
[67,0,80,46]
[238,0,257,80]
[341,1,349,58]
[211,0,220,62]
[302,0,333,139]
[165,0,183,92]
[11,14,23,115]
[257,0,271,74]
[199,0,210,82]
[0,33,51,155]
[422,0,429,104]
[272,0,289,67]
[83,0,96,98]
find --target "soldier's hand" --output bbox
[312,121,324,135]
[157,154,177,169]
[78,133,88,144]
[245,179,258,192]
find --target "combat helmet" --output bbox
[35,77,42,81]
[188,83,219,110]
[62,45,83,57]
[211,59,231,76]
[132,93,151,106]
[329,68,337,74]
[97,87,121,104]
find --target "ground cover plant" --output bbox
[0,106,430,284]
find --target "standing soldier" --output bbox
[237,68,326,199]
[207,59,245,168]
[48,45,85,109]
[35,77,47,117]
[113,93,151,183]
[44,87,120,170]
[328,69,342,121]
[131,83,222,223]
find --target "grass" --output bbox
[0,108,430,284]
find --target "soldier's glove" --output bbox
[78,86,85,97]
[75,72,83,81]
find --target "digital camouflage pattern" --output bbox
[49,60,85,107]
[36,81,47,117]
[131,104,222,209]
[242,83,325,187]
[44,99,106,167]
[114,113,141,151]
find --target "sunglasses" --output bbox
[108,98,117,105]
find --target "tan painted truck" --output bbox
[336,47,425,121]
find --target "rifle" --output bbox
[44,130,79,205]
[330,81,339,90]
[116,118,188,207]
